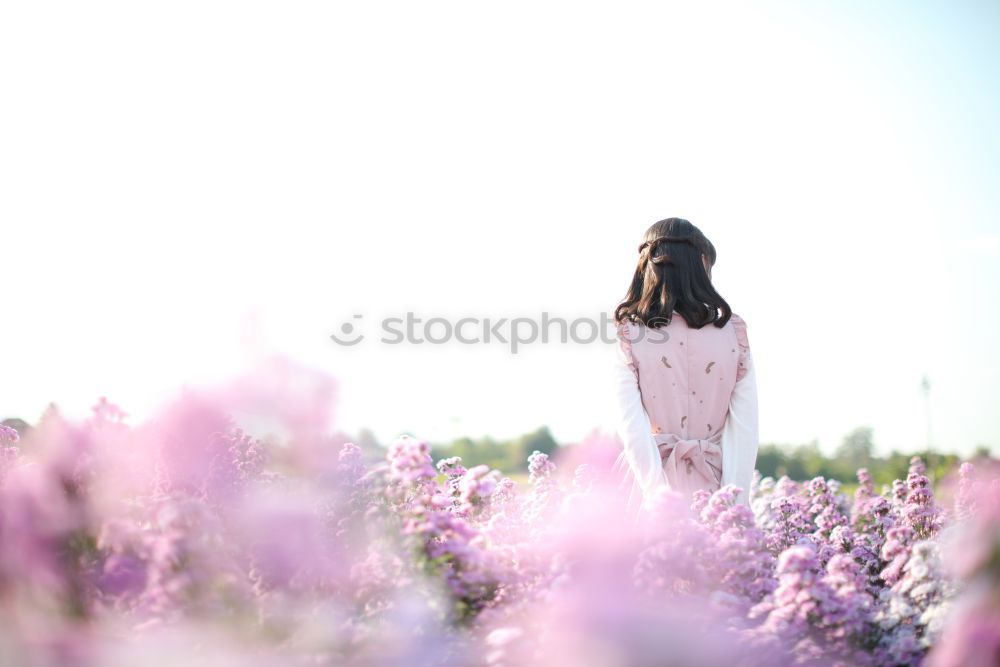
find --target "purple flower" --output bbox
[527,450,556,485]
[0,424,19,446]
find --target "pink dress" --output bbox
[612,312,759,510]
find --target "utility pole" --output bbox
[921,375,932,450]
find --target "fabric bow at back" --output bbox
[654,433,723,499]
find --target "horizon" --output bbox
[3,0,999,458]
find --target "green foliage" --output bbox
[834,426,874,469]
[348,422,987,483]
[431,426,558,473]
[755,426,971,486]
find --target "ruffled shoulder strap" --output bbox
[731,313,750,382]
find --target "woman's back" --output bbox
[618,314,748,444]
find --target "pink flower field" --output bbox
[0,361,997,667]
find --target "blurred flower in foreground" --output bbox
[0,360,996,666]
[927,461,1000,667]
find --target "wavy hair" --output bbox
[614,217,732,329]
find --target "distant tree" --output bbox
[512,426,557,464]
[755,444,785,479]
[835,426,874,467]
[429,426,560,473]
[781,440,824,480]
[355,428,382,458]
[1,418,30,438]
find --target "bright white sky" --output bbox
[2,1,998,457]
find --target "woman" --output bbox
[612,217,759,510]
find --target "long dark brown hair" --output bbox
[614,218,732,329]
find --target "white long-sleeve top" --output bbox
[613,334,669,506]
[720,349,759,505]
